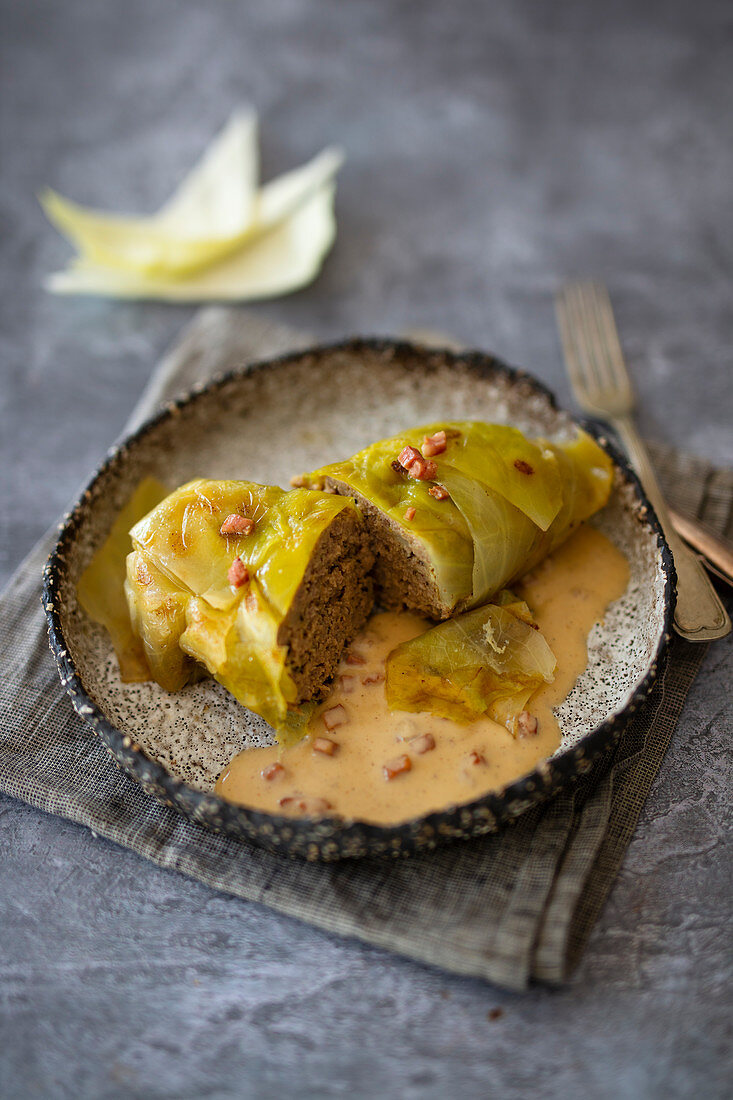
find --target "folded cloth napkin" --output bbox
[1,308,729,990]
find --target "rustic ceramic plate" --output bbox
[44,340,675,860]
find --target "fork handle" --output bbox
[668,508,733,589]
[612,416,731,642]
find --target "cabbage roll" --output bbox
[301,422,613,618]
[125,479,373,730]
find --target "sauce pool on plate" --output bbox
[215,525,629,824]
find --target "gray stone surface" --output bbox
[1,1,731,1097]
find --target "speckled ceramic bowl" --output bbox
[43,340,675,860]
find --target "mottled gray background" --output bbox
[1,1,731,1097]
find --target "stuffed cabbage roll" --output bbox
[385,591,556,734]
[300,422,613,619]
[125,479,373,730]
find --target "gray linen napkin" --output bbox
[1,308,729,990]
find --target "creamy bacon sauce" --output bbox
[215,525,629,824]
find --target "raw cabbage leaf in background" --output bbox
[41,109,342,300]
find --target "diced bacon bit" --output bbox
[410,456,438,480]
[468,750,487,766]
[262,762,285,781]
[422,430,447,457]
[220,513,255,537]
[428,484,450,501]
[362,671,385,686]
[227,557,250,587]
[396,445,438,482]
[410,733,436,754]
[323,704,348,731]
[517,711,539,737]
[289,474,306,488]
[339,674,356,693]
[398,445,421,468]
[279,795,332,815]
[383,753,412,781]
[313,737,337,756]
[514,458,534,475]
[405,506,416,521]
[345,651,366,666]
[244,590,258,612]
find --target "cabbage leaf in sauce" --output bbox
[385,592,557,731]
[76,476,168,682]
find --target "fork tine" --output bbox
[556,279,635,418]
[556,286,587,386]
[557,283,601,397]
[588,282,632,395]
[579,281,612,391]
[570,283,629,391]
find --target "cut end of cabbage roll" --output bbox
[277,503,375,701]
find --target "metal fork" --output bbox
[556,280,731,642]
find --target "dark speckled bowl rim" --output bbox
[42,338,676,861]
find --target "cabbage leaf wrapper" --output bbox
[385,592,556,731]
[125,479,364,733]
[302,421,613,616]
